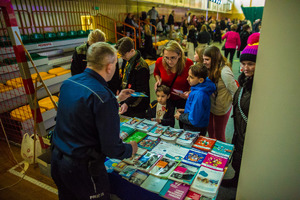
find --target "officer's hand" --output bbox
[119,103,128,114]
[129,141,138,157]
[117,89,135,102]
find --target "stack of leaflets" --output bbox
[149,157,180,179]
[119,165,137,179]
[120,115,131,123]
[104,158,121,173]
[190,166,224,199]
[159,180,190,200]
[160,127,184,143]
[182,149,208,167]
[135,151,163,173]
[136,119,158,132]
[140,175,169,194]
[120,124,136,140]
[168,163,200,185]
[147,125,169,137]
[151,141,190,161]
[138,135,161,151]
[128,170,149,186]
[192,136,217,152]
[201,152,228,172]
[211,140,234,159]
[123,147,147,165]
[176,130,199,148]
[123,131,148,143]
[125,117,144,127]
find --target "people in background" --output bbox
[115,37,150,118]
[70,29,120,94]
[167,10,175,39]
[182,18,188,36]
[175,64,216,134]
[51,42,137,200]
[146,85,175,127]
[222,33,260,188]
[203,45,238,142]
[154,40,193,110]
[143,19,156,59]
[187,25,197,50]
[197,24,211,48]
[214,21,222,43]
[147,6,159,34]
[222,24,241,64]
[124,13,134,36]
[237,24,251,58]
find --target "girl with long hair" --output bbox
[203,46,238,142]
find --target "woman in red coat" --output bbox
[154,40,193,109]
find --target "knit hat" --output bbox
[240,32,260,63]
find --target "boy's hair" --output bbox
[115,37,134,56]
[156,85,171,95]
[190,64,208,79]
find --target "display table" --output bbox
[109,171,165,200]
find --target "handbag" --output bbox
[21,133,43,164]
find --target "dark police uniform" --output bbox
[51,68,132,200]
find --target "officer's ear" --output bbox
[106,62,115,75]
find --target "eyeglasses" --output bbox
[163,56,179,62]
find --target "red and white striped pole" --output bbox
[1,0,47,148]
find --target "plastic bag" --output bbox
[21,133,43,164]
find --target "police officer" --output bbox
[51,42,138,200]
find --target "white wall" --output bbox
[234,0,266,14]
[237,0,300,199]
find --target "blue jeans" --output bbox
[51,146,110,200]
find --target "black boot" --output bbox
[221,174,239,188]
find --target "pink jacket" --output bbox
[222,31,241,50]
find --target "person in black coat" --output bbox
[222,33,260,188]
[197,25,211,45]
[146,85,175,127]
[237,24,251,58]
[187,25,197,50]
[167,10,175,39]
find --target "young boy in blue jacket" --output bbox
[174,64,216,135]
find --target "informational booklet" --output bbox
[168,163,200,185]
[140,175,168,194]
[123,147,147,165]
[182,149,208,167]
[104,158,121,173]
[138,135,161,151]
[135,151,163,173]
[136,119,158,132]
[159,180,190,200]
[201,152,228,172]
[160,127,184,143]
[128,170,148,186]
[211,140,234,159]
[192,136,217,152]
[119,115,131,123]
[147,125,169,137]
[149,157,180,179]
[190,166,224,199]
[119,165,137,179]
[123,131,148,143]
[125,117,144,127]
[119,124,136,140]
[176,130,199,148]
[151,140,190,161]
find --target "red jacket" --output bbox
[154,57,193,100]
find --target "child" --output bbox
[146,85,175,127]
[174,64,216,135]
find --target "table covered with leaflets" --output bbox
[105,116,234,200]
